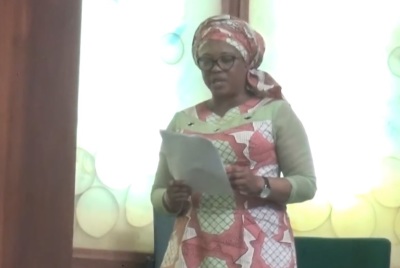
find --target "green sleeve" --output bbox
[151,113,178,215]
[273,101,317,203]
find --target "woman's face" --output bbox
[197,40,248,99]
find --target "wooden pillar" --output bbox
[221,0,250,21]
[0,0,82,267]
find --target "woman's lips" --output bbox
[211,77,227,84]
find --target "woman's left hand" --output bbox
[226,165,264,195]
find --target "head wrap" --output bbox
[192,14,282,99]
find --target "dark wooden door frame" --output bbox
[0,0,82,267]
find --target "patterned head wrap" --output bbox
[192,14,282,99]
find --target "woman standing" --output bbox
[152,14,316,268]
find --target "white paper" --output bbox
[160,130,233,196]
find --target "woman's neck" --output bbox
[208,93,255,117]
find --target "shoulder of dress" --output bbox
[176,100,209,118]
[251,98,287,113]
[175,106,196,118]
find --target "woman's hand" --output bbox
[226,165,264,195]
[163,180,192,214]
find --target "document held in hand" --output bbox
[160,130,233,196]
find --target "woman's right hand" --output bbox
[163,180,192,214]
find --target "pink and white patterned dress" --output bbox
[158,98,309,268]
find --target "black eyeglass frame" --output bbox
[196,55,240,71]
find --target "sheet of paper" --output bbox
[160,130,233,196]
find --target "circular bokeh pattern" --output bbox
[75,147,96,195]
[126,184,154,227]
[76,186,120,238]
[160,33,184,64]
[395,209,400,241]
[287,199,332,232]
[388,46,400,77]
[331,197,376,238]
[373,156,400,208]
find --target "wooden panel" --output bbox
[0,0,82,267]
[221,0,249,21]
[72,248,153,268]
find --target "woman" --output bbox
[151,14,316,268]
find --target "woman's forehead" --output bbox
[197,40,240,57]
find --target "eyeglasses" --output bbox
[197,55,239,71]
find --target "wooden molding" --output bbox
[72,248,153,268]
[221,0,249,21]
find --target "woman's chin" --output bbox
[209,84,231,97]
